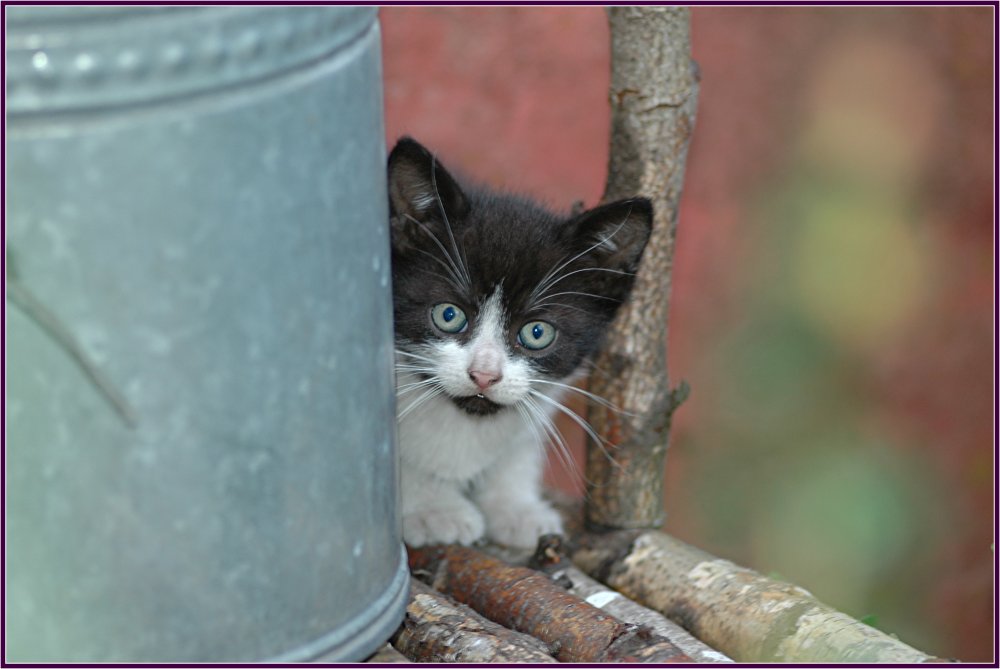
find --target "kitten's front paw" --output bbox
[482,500,564,549]
[403,504,486,547]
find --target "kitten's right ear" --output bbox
[566,197,653,273]
[387,137,469,225]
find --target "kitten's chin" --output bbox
[451,394,505,416]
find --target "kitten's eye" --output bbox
[430,303,468,334]
[517,321,557,350]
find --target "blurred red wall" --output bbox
[381,7,994,661]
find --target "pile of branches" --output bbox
[371,528,940,665]
[393,536,706,663]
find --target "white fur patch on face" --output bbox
[426,285,533,406]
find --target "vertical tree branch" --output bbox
[585,7,699,530]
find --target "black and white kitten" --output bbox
[389,137,651,548]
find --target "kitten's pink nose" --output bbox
[469,369,502,390]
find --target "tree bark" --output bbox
[528,535,733,663]
[585,7,699,530]
[573,530,945,663]
[408,543,692,663]
[391,578,557,663]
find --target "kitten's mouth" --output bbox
[452,394,504,416]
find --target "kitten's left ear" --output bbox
[567,197,653,272]
[387,137,469,223]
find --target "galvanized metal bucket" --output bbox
[5,6,405,662]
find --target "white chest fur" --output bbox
[396,371,538,481]
[394,367,567,548]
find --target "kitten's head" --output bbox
[388,137,652,417]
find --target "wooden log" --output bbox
[391,578,556,663]
[554,564,735,664]
[408,543,692,663]
[528,535,733,663]
[574,530,945,663]
[585,6,699,530]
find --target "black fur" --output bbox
[388,137,652,400]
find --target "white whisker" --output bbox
[396,377,435,388]
[514,403,545,452]
[531,250,573,303]
[521,395,581,484]
[541,290,622,304]
[530,301,593,315]
[530,222,621,301]
[394,363,437,373]
[398,385,443,420]
[404,214,467,290]
[530,378,634,416]
[395,349,436,364]
[413,261,466,293]
[534,266,635,303]
[529,211,635,303]
[429,155,472,288]
[396,378,440,396]
[530,390,623,470]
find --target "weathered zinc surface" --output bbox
[6,6,404,663]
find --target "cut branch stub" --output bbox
[585,7,700,530]
[408,543,692,663]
